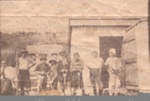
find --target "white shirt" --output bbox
[62,59,68,65]
[1,67,5,79]
[19,57,28,70]
[87,57,104,69]
[4,66,16,79]
[105,57,122,71]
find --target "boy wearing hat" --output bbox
[105,48,122,96]
[35,57,50,92]
[50,53,58,78]
[51,53,58,61]
[49,59,58,89]
[18,48,31,95]
[56,51,70,95]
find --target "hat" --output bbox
[51,53,58,56]
[91,51,98,55]
[49,60,57,64]
[20,48,28,54]
[28,53,36,56]
[109,48,116,55]
[74,52,80,56]
[40,57,47,61]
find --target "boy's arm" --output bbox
[81,59,84,70]
[57,61,62,73]
[99,58,104,72]
[70,60,73,70]
[45,64,51,74]
[104,58,109,69]
[100,58,104,68]
[104,58,108,66]
[28,62,36,70]
[1,68,4,79]
[34,64,38,72]
[70,60,76,71]
[34,64,43,74]
[116,58,123,72]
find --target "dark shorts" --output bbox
[90,69,102,88]
[71,71,84,89]
[38,75,48,89]
[18,70,31,90]
[57,72,70,82]
[56,72,70,89]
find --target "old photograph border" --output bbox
[0,0,150,100]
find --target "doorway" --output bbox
[99,36,123,88]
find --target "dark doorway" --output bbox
[99,36,123,88]
[99,36,123,61]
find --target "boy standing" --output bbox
[87,51,104,96]
[105,48,122,96]
[56,51,70,95]
[35,57,50,92]
[1,59,16,95]
[18,49,31,95]
[71,52,85,95]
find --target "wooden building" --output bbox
[69,17,150,93]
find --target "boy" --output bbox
[56,51,70,95]
[35,57,50,92]
[1,59,16,95]
[71,52,85,95]
[105,48,122,96]
[18,48,31,95]
[86,51,104,96]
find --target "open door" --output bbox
[99,36,123,88]
[122,33,139,90]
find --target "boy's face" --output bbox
[109,52,115,57]
[21,53,27,58]
[1,63,6,67]
[41,59,46,63]
[74,55,80,61]
[51,62,55,65]
[92,52,98,58]
[52,54,57,60]
[61,54,66,59]
[32,55,36,61]
[32,55,36,59]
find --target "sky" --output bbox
[0,0,149,33]
[0,0,148,16]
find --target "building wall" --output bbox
[135,21,150,92]
[124,19,150,92]
[70,19,150,92]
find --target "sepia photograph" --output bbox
[0,0,150,97]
